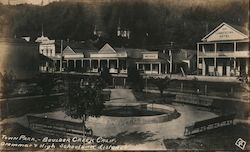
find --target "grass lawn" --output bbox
[0,122,59,151]
[164,123,250,151]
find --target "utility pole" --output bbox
[60,40,63,72]
[169,42,174,77]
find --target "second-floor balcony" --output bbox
[109,68,118,74]
[91,68,99,73]
[144,70,159,75]
[199,50,250,58]
[120,69,127,74]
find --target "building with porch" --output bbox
[37,39,174,81]
[51,41,96,72]
[88,43,128,74]
[197,22,249,77]
[53,43,128,75]
[134,51,169,75]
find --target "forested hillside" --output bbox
[0,0,248,49]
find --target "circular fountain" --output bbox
[95,103,180,125]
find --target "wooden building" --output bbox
[197,22,249,77]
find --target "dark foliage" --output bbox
[63,79,105,131]
[36,74,57,96]
[100,67,113,87]
[127,65,144,92]
[0,1,248,49]
[149,76,175,97]
[0,70,16,98]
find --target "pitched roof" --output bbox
[55,40,97,53]
[35,35,55,44]
[201,22,248,42]
[63,46,76,55]
[98,43,116,54]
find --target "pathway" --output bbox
[109,89,137,103]
[1,89,218,150]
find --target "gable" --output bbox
[63,46,76,55]
[98,43,116,54]
[202,23,248,42]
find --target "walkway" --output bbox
[1,89,218,150]
[109,89,137,103]
[144,89,250,103]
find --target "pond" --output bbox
[102,106,166,117]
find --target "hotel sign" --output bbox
[206,24,247,42]
[143,53,158,59]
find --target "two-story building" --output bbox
[35,33,56,72]
[35,34,55,57]
[197,22,249,77]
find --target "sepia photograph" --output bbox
[0,0,249,151]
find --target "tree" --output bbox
[0,70,16,98]
[63,78,105,136]
[100,67,113,87]
[36,74,57,96]
[127,65,144,92]
[0,70,16,119]
[149,76,175,97]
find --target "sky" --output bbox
[0,0,59,5]
[0,0,246,6]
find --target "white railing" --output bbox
[109,68,118,73]
[120,69,127,74]
[91,68,99,73]
[144,70,159,74]
[199,51,249,57]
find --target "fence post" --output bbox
[204,84,207,95]
[180,82,183,92]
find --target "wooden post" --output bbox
[180,82,183,92]
[107,59,109,68]
[234,42,236,70]
[123,78,126,88]
[214,43,217,75]
[159,63,161,74]
[150,64,153,74]
[205,84,207,95]
[197,43,200,75]
[74,60,76,69]
[89,59,92,70]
